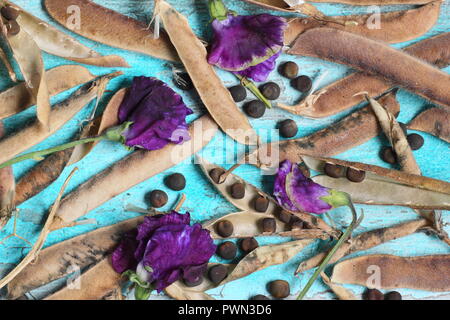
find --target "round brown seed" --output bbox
[364,288,384,300]
[216,241,237,260]
[209,168,225,184]
[292,75,312,92]
[254,196,269,212]
[165,173,186,191]
[324,163,345,178]
[280,61,299,79]
[228,85,247,102]
[208,264,228,284]
[244,100,266,118]
[291,220,304,230]
[251,295,270,300]
[216,220,234,238]
[261,218,276,233]
[260,82,281,100]
[230,182,245,199]
[183,276,203,287]
[380,146,397,164]
[407,133,424,150]
[268,280,290,299]
[240,237,259,253]
[6,20,20,36]
[385,291,402,300]
[279,119,298,138]
[278,210,293,224]
[346,168,366,183]
[1,6,19,20]
[147,190,168,208]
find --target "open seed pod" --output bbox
[197,156,337,237]
[301,156,450,210]
[408,107,450,143]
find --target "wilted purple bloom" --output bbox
[274,160,334,214]
[207,10,286,82]
[112,211,216,293]
[118,77,193,151]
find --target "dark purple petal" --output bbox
[182,263,208,283]
[274,160,332,214]
[234,51,281,82]
[111,229,139,274]
[208,14,286,72]
[118,77,193,151]
[134,211,190,261]
[141,223,216,292]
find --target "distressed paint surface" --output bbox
[0,0,449,300]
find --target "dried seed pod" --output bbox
[408,107,450,143]
[332,254,450,292]
[289,28,450,111]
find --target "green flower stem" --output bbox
[297,200,361,300]
[235,74,272,109]
[0,135,106,170]
[208,0,228,21]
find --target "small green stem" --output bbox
[235,74,272,109]
[297,201,360,300]
[0,135,106,170]
[208,0,229,21]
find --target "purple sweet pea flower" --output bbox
[118,76,193,151]
[274,160,345,214]
[112,211,216,295]
[207,1,286,82]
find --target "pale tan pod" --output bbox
[0,121,14,229]
[44,0,178,62]
[0,65,96,120]
[50,115,219,229]
[0,46,17,81]
[284,2,441,45]
[308,0,438,5]
[331,254,450,292]
[408,108,450,143]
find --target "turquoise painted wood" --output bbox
[0,0,449,300]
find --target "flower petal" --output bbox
[142,223,216,292]
[234,51,281,82]
[118,77,193,151]
[111,229,139,274]
[208,14,286,72]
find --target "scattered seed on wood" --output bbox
[228,85,247,102]
[407,133,425,151]
[254,92,400,167]
[260,82,281,100]
[380,146,397,164]
[155,0,258,145]
[7,216,143,299]
[289,28,450,111]
[278,119,298,138]
[331,254,450,292]
[44,0,178,62]
[240,237,259,253]
[165,173,186,191]
[50,116,218,229]
[280,61,298,79]
[364,288,384,300]
[244,100,266,118]
[296,219,428,274]
[217,241,237,260]
[147,190,168,208]
[268,280,290,299]
[408,107,450,143]
[280,31,450,118]
[284,2,441,45]
[292,75,312,92]
[0,65,96,120]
